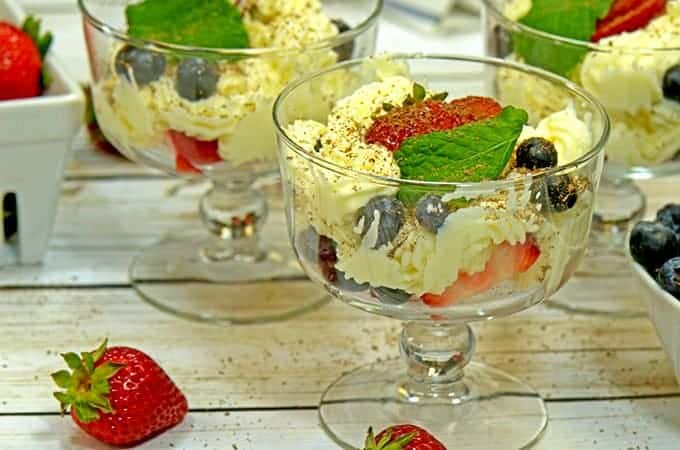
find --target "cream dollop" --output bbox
[338,206,540,295]
[94,0,341,166]
[580,2,680,114]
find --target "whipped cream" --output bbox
[498,0,680,167]
[94,0,341,166]
[285,74,594,296]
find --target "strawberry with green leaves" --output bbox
[363,425,446,450]
[52,339,188,446]
[0,16,52,100]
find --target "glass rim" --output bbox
[481,0,680,53]
[77,0,383,57]
[273,53,610,191]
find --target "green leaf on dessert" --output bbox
[413,83,426,102]
[431,92,448,102]
[395,106,528,203]
[126,0,249,50]
[513,0,614,77]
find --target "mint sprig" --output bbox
[126,0,249,50]
[395,106,528,203]
[513,0,615,77]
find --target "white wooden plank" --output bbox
[2,398,679,449]
[0,288,676,414]
[0,179,287,286]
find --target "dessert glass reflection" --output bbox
[274,55,608,449]
[79,0,382,324]
[484,0,680,314]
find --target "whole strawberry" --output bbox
[51,339,188,446]
[364,425,446,450]
[0,16,52,100]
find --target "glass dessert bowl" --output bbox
[79,0,382,324]
[484,0,680,314]
[274,55,608,449]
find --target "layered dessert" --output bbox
[496,0,680,166]
[285,74,597,309]
[91,0,351,174]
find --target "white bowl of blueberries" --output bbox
[629,203,680,384]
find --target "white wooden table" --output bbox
[2,3,680,449]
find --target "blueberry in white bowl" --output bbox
[630,220,680,274]
[658,257,680,300]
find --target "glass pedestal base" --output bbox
[319,359,547,450]
[129,232,330,325]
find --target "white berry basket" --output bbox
[630,258,680,385]
[0,0,83,265]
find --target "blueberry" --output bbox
[656,204,680,235]
[546,175,577,212]
[516,137,558,170]
[335,271,369,292]
[176,58,219,101]
[630,221,680,273]
[371,287,412,305]
[657,257,680,300]
[115,46,166,86]
[662,64,680,103]
[357,196,405,249]
[415,194,449,233]
[331,18,354,62]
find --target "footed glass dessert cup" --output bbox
[484,0,680,315]
[79,0,382,324]
[274,55,608,449]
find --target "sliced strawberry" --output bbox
[447,96,503,123]
[591,0,666,42]
[175,153,201,174]
[422,269,495,308]
[422,240,540,308]
[366,100,462,151]
[365,96,502,152]
[167,130,221,167]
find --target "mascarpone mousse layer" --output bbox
[286,75,594,295]
[94,0,341,167]
[500,0,680,166]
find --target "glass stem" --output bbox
[398,322,475,403]
[199,178,268,263]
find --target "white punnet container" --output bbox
[630,261,680,385]
[0,0,83,265]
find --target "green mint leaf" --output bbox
[413,83,426,102]
[395,106,528,203]
[126,0,249,50]
[513,0,615,76]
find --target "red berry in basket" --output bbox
[364,424,446,450]
[167,130,221,173]
[51,340,188,446]
[422,240,540,308]
[591,0,666,42]
[365,96,501,151]
[0,22,41,100]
